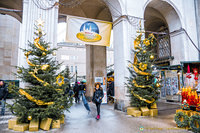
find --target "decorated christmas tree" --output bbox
[8,18,72,124]
[127,24,161,108]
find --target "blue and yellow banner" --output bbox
[66,15,112,47]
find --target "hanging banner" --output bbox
[66,15,112,47]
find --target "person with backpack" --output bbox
[92,82,104,120]
[0,80,8,116]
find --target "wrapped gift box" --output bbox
[140,107,149,116]
[176,109,183,113]
[52,120,60,128]
[151,103,157,109]
[13,123,29,132]
[149,109,158,116]
[8,118,18,129]
[40,118,52,131]
[127,107,139,115]
[60,115,65,124]
[29,119,39,131]
[132,110,141,117]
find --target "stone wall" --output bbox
[0,14,20,80]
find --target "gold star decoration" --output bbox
[143,39,150,46]
[139,62,148,71]
[36,17,45,27]
[33,67,38,74]
[56,75,65,86]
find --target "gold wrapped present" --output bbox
[127,107,139,115]
[176,109,182,113]
[29,119,39,131]
[8,118,18,129]
[132,110,141,117]
[183,110,191,116]
[140,106,149,116]
[151,103,157,109]
[60,115,65,124]
[52,120,60,128]
[149,109,158,116]
[40,118,52,131]
[13,123,29,132]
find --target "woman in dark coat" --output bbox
[92,83,104,120]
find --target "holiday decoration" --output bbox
[150,55,154,60]
[186,65,192,79]
[17,68,22,74]
[132,110,142,117]
[174,111,189,128]
[189,115,200,133]
[196,103,200,112]
[52,120,61,128]
[181,100,190,110]
[7,17,72,131]
[143,50,147,54]
[13,123,29,132]
[156,83,161,88]
[27,116,32,121]
[8,118,18,129]
[29,119,39,131]
[139,63,147,71]
[149,109,158,116]
[140,107,150,116]
[60,115,65,124]
[193,68,198,80]
[56,75,65,86]
[52,51,56,56]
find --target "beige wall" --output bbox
[0,14,20,80]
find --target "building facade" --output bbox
[0,0,200,111]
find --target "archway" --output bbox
[58,0,122,101]
[144,0,183,66]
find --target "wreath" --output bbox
[189,115,200,133]
[174,112,189,128]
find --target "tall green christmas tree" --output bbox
[127,25,161,108]
[9,18,72,123]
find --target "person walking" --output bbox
[92,83,104,120]
[0,80,8,116]
[73,82,80,103]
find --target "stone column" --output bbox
[113,16,139,111]
[86,45,107,101]
[18,0,59,87]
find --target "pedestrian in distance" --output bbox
[73,82,80,103]
[0,80,8,116]
[92,82,104,120]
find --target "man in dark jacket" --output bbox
[73,82,80,103]
[0,80,8,115]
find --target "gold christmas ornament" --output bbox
[156,83,161,88]
[41,64,50,71]
[56,75,64,86]
[132,65,151,76]
[34,38,48,51]
[143,39,150,46]
[28,116,32,121]
[150,55,154,60]
[143,50,147,54]
[139,63,148,71]
[42,52,46,56]
[17,68,22,74]
[60,106,64,109]
[52,52,56,56]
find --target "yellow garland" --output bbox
[34,38,48,51]
[19,89,54,105]
[132,65,151,76]
[25,51,38,67]
[134,52,138,65]
[131,90,155,104]
[56,75,64,86]
[132,80,154,90]
[29,72,49,86]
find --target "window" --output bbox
[71,66,73,72]
[75,66,77,72]
[61,55,69,60]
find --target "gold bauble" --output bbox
[143,50,147,54]
[42,52,46,56]
[156,83,161,88]
[41,64,50,71]
[52,52,56,56]
[60,106,64,109]
[150,55,154,60]
[17,68,22,74]
[27,116,32,121]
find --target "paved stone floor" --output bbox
[0,100,191,133]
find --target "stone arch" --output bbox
[144,0,184,65]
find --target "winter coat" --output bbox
[0,83,8,100]
[73,84,80,97]
[92,88,104,104]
